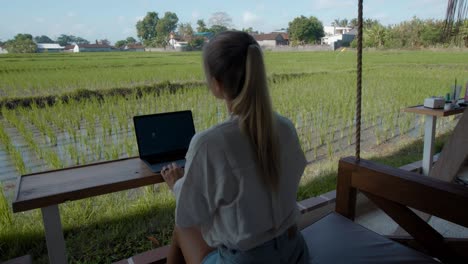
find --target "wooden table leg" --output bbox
[422,115,437,176]
[41,205,67,264]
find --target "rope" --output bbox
[356,0,363,162]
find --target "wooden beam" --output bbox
[341,157,468,228]
[363,191,462,263]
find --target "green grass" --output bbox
[0,132,453,263]
[0,50,467,262]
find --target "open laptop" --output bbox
[133,110,196,173]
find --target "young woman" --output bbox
[161,31,309,264]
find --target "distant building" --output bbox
[64,45,75,52]
[37,43,64,53]
[321,26,356,49]
[253,33,289,47]
[174,42,189,50]
[0,45,7,54]
[324,26,353,36]
[73,44,112,52]
[123,43,145,52]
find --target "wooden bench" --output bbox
[116,157,468,264]
[12,157,164,264]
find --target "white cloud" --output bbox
[67,11,76,18]
[243,11,261,25]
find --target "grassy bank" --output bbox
[0,50,466,262]
[0,131,452,263]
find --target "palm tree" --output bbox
[443,0,468,39]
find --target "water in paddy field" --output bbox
[0,110,461,198]
[0,116,138,197]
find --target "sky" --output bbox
[0,0,448,44]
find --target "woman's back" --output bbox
[163,31,309,264]
[173,113,307,251]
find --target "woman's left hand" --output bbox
[161,162,184,191]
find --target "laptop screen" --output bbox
[133,111,195,160]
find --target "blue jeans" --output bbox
[203,228,309,264]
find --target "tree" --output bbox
[288,16,324,44]
[364,19,381,30]
[332,18,349,27]
[56,34,89,46]
[126,37,137,44]
[57,34,73,46]
[421,19,444,47]
[5,34,37,53]
[208,12,233,28]
[154,12,179,47]
[189,37,205,49]
[115,40,127,48]
[364,24,387,48]
[242,27,258,34]
[178,23,194,40]
[196,19,208,32]
[443,0,468,41]
[75,37,89,45]
[34,35,54,43]
[349,18,358,29]
[136,12,160,46]
[209,25,228,34]
[115,37,138,49]
[98,39,111,46]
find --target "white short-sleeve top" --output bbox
[172,113,307,251]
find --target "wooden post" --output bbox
[335,157,357,220]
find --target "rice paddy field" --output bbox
[0,50,467,262]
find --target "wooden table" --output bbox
[12,157,163,264]
[403,105,466,176]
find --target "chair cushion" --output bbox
[301,212,438,263]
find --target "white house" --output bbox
[0,46,7,54]
[321,26,356,49]
[324,26,353,36]
[36,43,64,53]
[174,42,189,50]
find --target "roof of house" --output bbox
[37,43,64,49]
[64,45,75,50]
[280,33,289,40]
[253,33,284,41]
[125,44,144,49]
[78,44,112,49]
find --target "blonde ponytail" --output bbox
[231,45,280,191]
[203,31,280,192]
